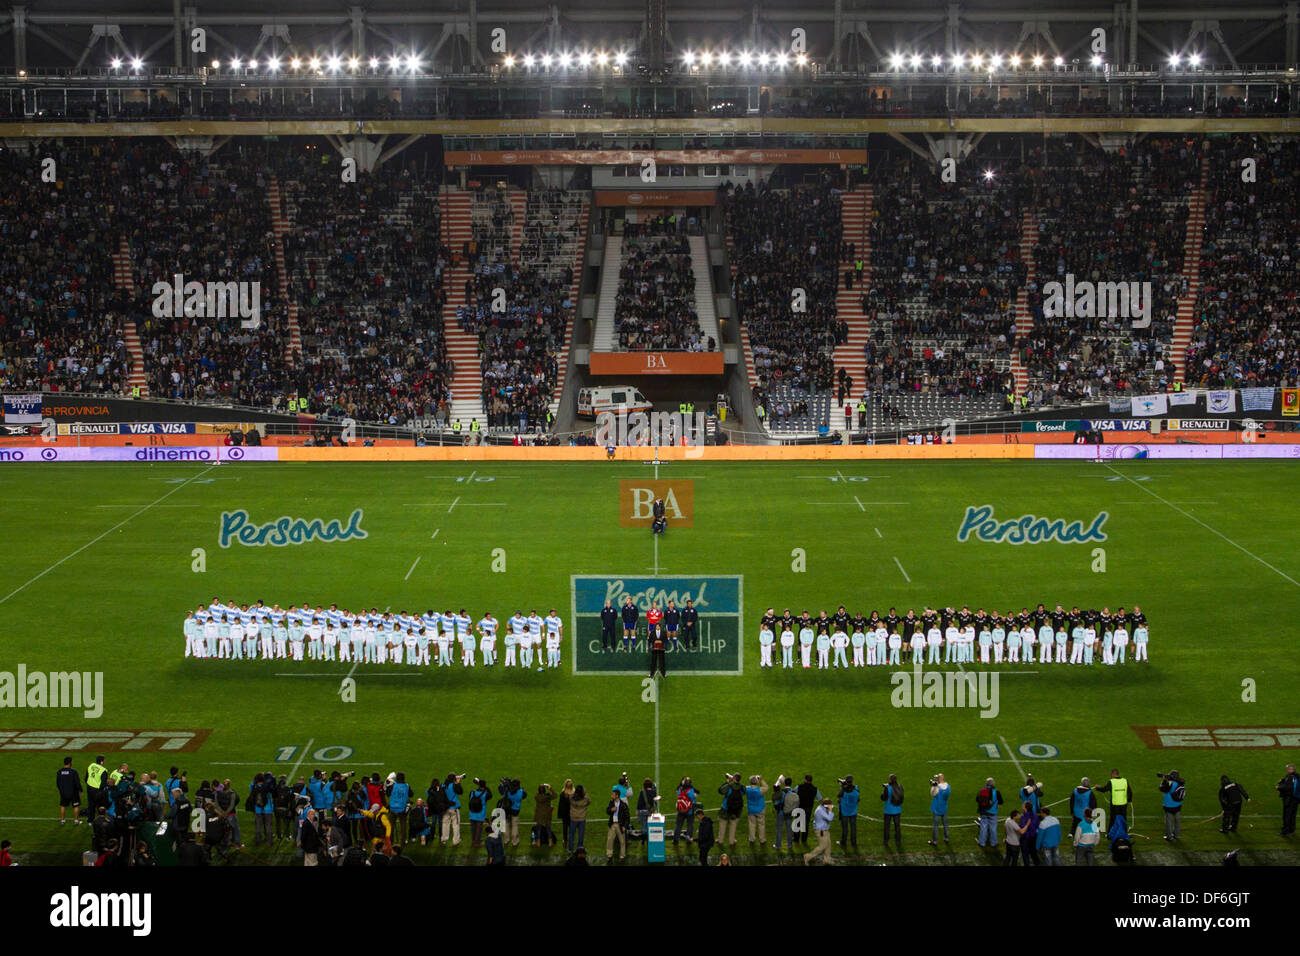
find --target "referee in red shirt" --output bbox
[647,601,666,677]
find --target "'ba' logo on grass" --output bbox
[619,480,695,527]
[219,509,368,548]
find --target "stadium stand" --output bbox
[0,143,137,395]
[612,231,704,351]
[281,151,451,425]
[723,177,844,435]
[1185,136,1300,388]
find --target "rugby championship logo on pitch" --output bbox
[570,574,742,674]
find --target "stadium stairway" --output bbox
[592,239,623,350]
[438,188,485,426]
[266,177,302,363]
[832,185,873,409]
[687,234,721,349]
[113,235,149,396]
[508,188,528,259]
[1010,210,1039,395]
[550,197,590,423]
[1172,156,1210,387]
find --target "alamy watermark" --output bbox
[151,273,261,329]
[0,665,103,719]
[594,410,707,447]
[890,661,1000,718]
[1042,273,1152,329]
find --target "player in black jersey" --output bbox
[851,612,868,635]
[761,607,777,632]
[974,608,988,632]
[832,605,850,634]
[816,609,832,634]
[780,608,796,634]
[901,609,918,641]
[957,606,973,630]
[884,608,900,634]
[1130,605,1147,630]
[664,600,681,650]
[868,610,882,632]
[1033,604,1049,630]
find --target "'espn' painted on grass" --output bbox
[219,509,368,548]
[957,505,1108,544]
[890,662,999,718]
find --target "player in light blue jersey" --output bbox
[422,609,441,637]
[478,613,498,666]
[544,608,563,668]
[525,610,544,670]
[506,612,526,667]
[434,610,453,665]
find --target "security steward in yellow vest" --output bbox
[1093,769,1130,825]
[86,756,109,809]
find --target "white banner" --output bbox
[1169,391,1197,407]
[2,392,42,424]
[1131,393,1169,417]
[1206,390,1237,414]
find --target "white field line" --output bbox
[0,463,218,606]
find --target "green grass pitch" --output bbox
[1,458,1297,865]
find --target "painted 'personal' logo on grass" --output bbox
[957,505,1108,544]
[890,661,1000,719]
[219,509,368,548]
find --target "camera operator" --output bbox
[928,773,951,846]
[745,775,769,846]
[717,772,745,848]
[497,777,525,848]
[837,775,860,849]
[1158,770,1185,842]
[881,773,904,847]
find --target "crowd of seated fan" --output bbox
[723,177,843,396]
[0,141,137,394]
[283,153,451,424]
[459,263,569,431]
[519,189,585,271]
[863,158,1026,397]
[613,234,704,351]
[1024,137,1199,401]
[115,142,300,408]
[1184,136,1300,389]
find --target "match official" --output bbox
[649,620,667,678]
[681,599,699,649]
[600,599,618,652]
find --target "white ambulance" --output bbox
[576,386,653,419]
